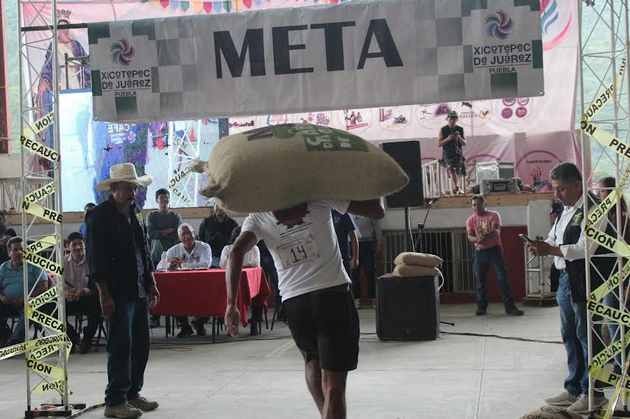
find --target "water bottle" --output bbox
[160,251,168,271]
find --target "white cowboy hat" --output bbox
[95,163,153,191]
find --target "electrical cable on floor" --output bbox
[440,330,562,344]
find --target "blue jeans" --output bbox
[473,246,515,311]
[557,272,604,396]
[105,297,150,407]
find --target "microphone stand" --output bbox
[412,200,455,327]
[414,200,434,252]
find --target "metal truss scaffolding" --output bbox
[580,0,630,417]
[17,0,83,416]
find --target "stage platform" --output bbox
[1,303,595,419]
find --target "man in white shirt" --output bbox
[157,223,212,337]
[225,199,384,419]
[529,163,614,413]
[219,227,260,269]
[157,223,212,271]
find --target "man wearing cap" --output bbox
[437,111,467,195]
[86,163,160,419]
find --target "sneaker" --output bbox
[104,403,143,419]
[176,324,193,338]
[128,395,159,412]
[149,318,160,329]
[567,394,608,413]
[475,308,486,316]
[545,390,579,406]
[506,307,524,316]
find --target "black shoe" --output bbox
[250,322,260,336]
[475,308,486,316]
[177,325,194,338]
[150,318,161,328]
[196,326,206,336]
[79,338,92,354]
[506,307,524,316]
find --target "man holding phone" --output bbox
[466,194,524,316]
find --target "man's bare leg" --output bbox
[302,350,324,414]
[321,369,348,419]
[450,170,459,192]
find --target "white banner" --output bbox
[89,0,544,122]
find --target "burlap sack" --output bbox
[392,264,440,278]
[195,124,409,213]
[518,406,582,419]
[394,252,443,267]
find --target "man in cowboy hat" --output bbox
[86,163,161,419]
[437,110,467,195]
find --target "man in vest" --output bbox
[529,162,614,414]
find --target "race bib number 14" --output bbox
[277,235,319,269]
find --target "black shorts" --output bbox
[283,285,360,371]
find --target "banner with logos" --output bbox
[88,0,544,122]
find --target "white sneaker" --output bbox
[104,403,143,419]
[544,390,579,406]
[567,394,608,414]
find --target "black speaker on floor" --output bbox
[380,141,423,208]
[376,274,440,341]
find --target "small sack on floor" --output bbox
[194,124,408,213]
[394,252,443,268]
[392,264,440,278]
[518,406,582,419]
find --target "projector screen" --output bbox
[59,90,225,211]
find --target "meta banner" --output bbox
[88,0,544,122]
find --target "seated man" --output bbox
[220,227,263,336]
[64,232,101,354]
[219,227,260,269]
[0,237,47,347]
[157,224,212,337]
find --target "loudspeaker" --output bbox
[380,141,423,207]
[375,274,440,341]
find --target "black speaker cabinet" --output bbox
[376,274,440,341]
[380,141,423,208]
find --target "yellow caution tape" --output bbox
[0,333,72,361]
[26,357,66,380]
[33,379,71,395]
[621,163,630,188]
[584,52,627,121]
[590,329,630,368]
[590,260,630,302]
[26,235,59,254]
[27,287,59,311]
[587,190,618,225]
[20,135,60,164]
[24,183,55,204]
[21,201,63,224]
[584,223,630,257]
[581,120,630,161]
[25,306,66,333]
[587,299,630,327]
[23,248,64,276]
[21,112,54,138]
[169,163,193,190]
[171,186,193,207]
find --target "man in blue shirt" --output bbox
[0,237,47,346]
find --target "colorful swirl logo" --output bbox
[110,39,135,66]
[541,0,559,35]
[485,10,514,40]
[541,0,572,51]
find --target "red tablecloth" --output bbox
[150,267,271,326]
